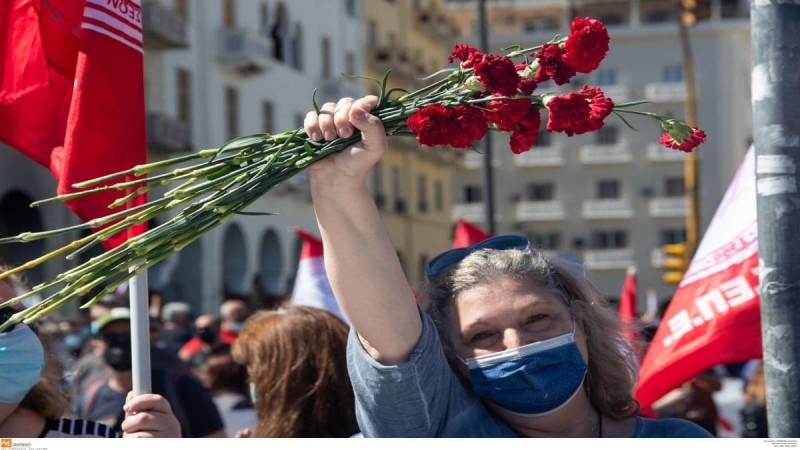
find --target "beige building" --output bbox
[443,0,752,305]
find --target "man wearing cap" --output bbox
[76,307,226,437]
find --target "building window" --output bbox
[175,0,187,17]
[599,14,624,25]
[272,3,286,61]
[597,179,621,199]
[345,52,355,76]
[259,3,269,37]
[535,127,551,147]
[391,166,401,204]
[223,0,235,29]
[434,180,444,212]
[290,24,303,70]
[531,232,560,250]
[176,68,191,123]
[417,174,428,212]
[660,228,687,245]
[321,36,331,79]
[464,185,482,203]
[345,0,357,17]
[665,177,685,196]
[595,68,616,86]
[367,21,378,47]
[526,182,554,201]
[591,230,628,249]
[262,101,273,134]
[662,65,684,82]
[595,126,619,144]
[225,86,238,140]
[646,10,674,23]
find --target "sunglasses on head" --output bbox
[424,234,531,279]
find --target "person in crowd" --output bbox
[178,313,221,366]
[159,301,194,355]
[231,305,359,437]
[740,360,768,438]
[197,344,257,437]
[76,307,225,437]
[301,96,713,438]
[0,274,180,438]
[219,299,250,345]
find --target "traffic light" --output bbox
[680,0,698,26]
[662,242,688,285]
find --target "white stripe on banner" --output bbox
[83,6,143,40]
[87,0,143,30]
[81,23,143,54]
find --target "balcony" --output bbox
[583,248,634,270]
[582,199,634,219]
[647,142,688,162]
[452,203,485,223]
[142,1,188,49]
[217,29,275,75]
[516,200,566,221]
[597,84,630,104]
[644,82,687,103]
[514,147,564,167]
[413,7,458,40]
[366,45,394,73]
[579,142,633,164]
[649,196,688,218]
[146,112,190,153]
[461,150,500,169]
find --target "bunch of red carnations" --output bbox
[406,17,706,154]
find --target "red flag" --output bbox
[619,266,639,353]
[289,226,346,321]
[635,146,761,409]
[0,0,147,249]
[452,219,492,248]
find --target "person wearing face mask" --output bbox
[76,307,225,437]
[219,299,250,345]
[302,96,713,438]
[0,278,180,438]
[178,314,221,366]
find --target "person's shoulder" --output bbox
[634,416,715,438]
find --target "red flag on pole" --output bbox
[452,219,492,248]
[0,0,147,249]
[289,226,346,321]
[635,146,761,409]
[619,266,639,354]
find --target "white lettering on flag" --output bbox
[82,0,143,53]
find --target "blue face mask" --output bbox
[464,322,587,416]
[0,324,45,403]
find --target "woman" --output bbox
[230,305,359,437]
[302,96,713,437]
[0,271,180,438]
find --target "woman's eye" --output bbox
[469,330,495,344]
[524,314,547,325]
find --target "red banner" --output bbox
[452,218,492,248]
[0,0,147,249]
[635,147,761,408]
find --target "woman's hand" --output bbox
[121,392,182,438]
[305,95,387,192]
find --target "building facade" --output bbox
[444,0,752,305]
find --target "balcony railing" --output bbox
[649,196,688,217]
[582,199,634,219]
[147,112,190,153]
[515,200,566,221]
[514,147,564,167]
[142,1,188,49]
[452,203,485,223]
[644,82,687,103]
[583,248,634,270]
[217,29,275,75]
[647,142,688,162]
[579,142,633,164]
[461,150,500,169]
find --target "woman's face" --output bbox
[447,275,587,360]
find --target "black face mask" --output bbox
[196,327,217,345]
[102,332,132,372]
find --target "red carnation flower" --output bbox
[406,104,455,147]
[449,44,484,68]
[517,105,542,132]
[581,85,614,130]
[546,92,593,136]
[533,44,576,86]
[474,54,520,97]
[450,105,489,148]
[659,127,706,152]
[563,17,610,73]
[482,98,531,131]
[518,79,538,95]
[509,106,542,154]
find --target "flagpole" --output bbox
[129,268,152,395]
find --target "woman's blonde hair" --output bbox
[423,247,641,419]
[744,361,766,407]
[231,305,358,437]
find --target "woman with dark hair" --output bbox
[231,305,359,437]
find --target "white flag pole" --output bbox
[129,267,151,395]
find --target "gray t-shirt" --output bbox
[346,310,713,438]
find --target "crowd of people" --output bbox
[0,95,770,439]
